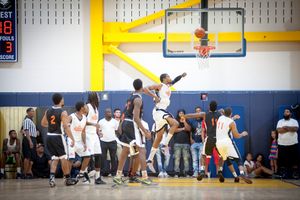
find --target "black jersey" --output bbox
[122,94,143,120]
[205,111,222,138]
[47,107,63,134]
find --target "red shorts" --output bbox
[206,147,219,165]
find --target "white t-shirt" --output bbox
[276,118,299,146]
[151,123,169,144]
[99,118,118,142]
[244,160,255,176]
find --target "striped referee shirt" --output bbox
[23,117,37,137]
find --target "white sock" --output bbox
[163,133,173,146]
[219,167,223,171]
[232,172,237,177]
[0,168,4,173]
[17,167,21,174]
[148,147,157,161]
[240,171,244,175]
[84,167,88,173]
[96,171,100,179]
[200,166,205,171]
[80,170,84,174]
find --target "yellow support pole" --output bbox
[108,45,177,91]
[120,0,201,31]
[90,0,104,91]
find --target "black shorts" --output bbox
[22,136,37,159]
[121,120,145,147]
[278,144,300,167]
[203,137,220,157]
[46,134,67,160]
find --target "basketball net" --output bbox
[194,46,215,69]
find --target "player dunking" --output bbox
[143,73,186,172]
[216,107,252,184]
[41,93,79,187]
[66,101,94,184]
[183,100,225,182]
[113,79,157,186]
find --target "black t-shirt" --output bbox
[174,119,192,144]
[32,153,51,170]
[205,111,222,138]
[191,119,203,143]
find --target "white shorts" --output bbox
[153,108,173,132]
[216,138,240,160]
[247,171,257,178]
[86,133,102,155]
[67,137,91,160]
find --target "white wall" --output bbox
[0,0,91,92]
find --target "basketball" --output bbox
[194,27,206,38]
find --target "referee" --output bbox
[22,108,37,179]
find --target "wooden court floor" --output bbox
[1,177,300,200]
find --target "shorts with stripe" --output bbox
[46,133,67,160]
[202,137,221,157]
[121,119,145,148]
[216,138,241,160]
[153,108,174,132]
[86,133,102,156]
[66,137,91,160]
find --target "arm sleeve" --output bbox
[171,75,182,85]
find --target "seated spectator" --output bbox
[0,130,21,179]
[173,109,192,178]
[244,153,279,179]
[31,144,52,178]
[70,153,82,178]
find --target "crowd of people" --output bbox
[0,73,299,187]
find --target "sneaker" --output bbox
[141,178,158,186]
[16,173,21,179]
[239,174,252,184]
[217,171,225,183]
[88,170,96,178]
[293,171,299,180]
[146,159,156,173]
[234,177,240,183]
[129,176,141,183]
[160,145,171,157]
[184,173,190,178]
[95,177,106,184]
[0,173,4,179]
[122,173,124,177]
[108,173,112,177]
[163,172,169,178]
[82,172,91,184]
[65,178,80,186]
[136,171,141,177]
[158,172,164,178]
[49,176,56,187]
[76,172,85,179]
[204,174,209,178]
[174,173,179,178]
[272,174,281,179]
[192,171,198,178]
[113,177,128,186]
[197,170,205,181]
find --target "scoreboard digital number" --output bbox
[0,0,17,62]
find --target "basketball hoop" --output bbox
[194,46,215,69]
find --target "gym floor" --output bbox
[1,177,299,200]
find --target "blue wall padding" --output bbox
[1,91,300,178]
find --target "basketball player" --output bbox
[66,101,94,184]
[216,107,252,184]
[41,93,79,187]
[143,73,186,172]
[182,100,225,182]
[113,79,157,186]
[85,92,106,184]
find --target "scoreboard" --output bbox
[0,0,17,62]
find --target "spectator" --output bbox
[244,153,279,179]
[276,108,299,179]
[173,109,192,178]
[152,124,170,178]
[70,153,82,178]
[99,108,118,176]
[0,130,21,179]
[22,108,37,179]
[31,144,52,178]
[190,107,203,178]
[269,130,278,174]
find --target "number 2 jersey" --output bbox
[47,107,63,134]
[205,111,222,138]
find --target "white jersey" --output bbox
[70,113,86,142]
[7,138,16,152]
[86,103,98,134]
[216,116,234,140]
[155,83,171,110]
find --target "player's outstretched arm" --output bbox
[170,72,187,86]
[133,98,151,140]
[230,121,247,139]
[183,112,206,119]
[143,83,162,103]
[41,110,48,127]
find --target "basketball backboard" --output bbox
[163,8,246,58]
